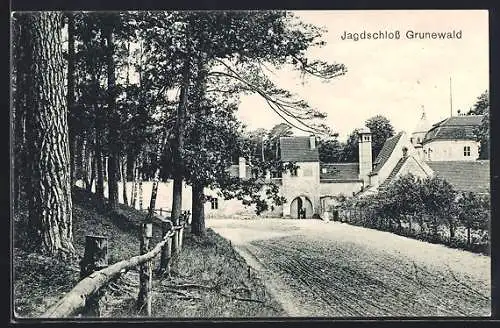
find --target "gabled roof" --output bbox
[423,115,483,144]
[280,136,319,162]
[371,132,404,174]
[426,160,490,194]
[378,156,409,190]
[320,163,361,182]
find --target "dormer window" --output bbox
[363,135,370,141]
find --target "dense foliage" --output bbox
[467,90,489,160]
[318,115,395,163]
[337,174,490,254]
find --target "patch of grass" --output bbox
[13,187,145,317]
[13,187,283,318]
[109,228,285,318]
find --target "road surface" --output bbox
[207,218,490,317]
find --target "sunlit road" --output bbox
[208,218,490,317]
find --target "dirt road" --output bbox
[208,218,491,317]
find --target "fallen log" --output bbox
[42,231,174,318]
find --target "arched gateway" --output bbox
[290,196,313,219]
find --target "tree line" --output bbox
[11,11,346,258]
[339,173,490,253]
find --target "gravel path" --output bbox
[208,218,491,317]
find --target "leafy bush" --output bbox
[338,174,490,254]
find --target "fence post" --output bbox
[172,227,179,257]
[159,221,173,275]
[138,222,153,316]
[79,235,109,317]
[178,222,185,252]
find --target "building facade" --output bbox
[116,113,488,219]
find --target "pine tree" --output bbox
[23,12,75,257]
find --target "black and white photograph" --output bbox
[10,9,490,319]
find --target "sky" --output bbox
[235,10,489,141]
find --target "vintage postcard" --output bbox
[11,10,490,320]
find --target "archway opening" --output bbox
[290,196,313,219]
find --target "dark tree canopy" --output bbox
[467,90,489,160]
[365,115,395,160]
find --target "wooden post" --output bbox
[159,208,162,216]
[172,228,179,256]
[138,222,153,316]
[79,235,108,317]
[159,221,173,275]
[178,225,184,252]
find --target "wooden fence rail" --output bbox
[42,217,187,318]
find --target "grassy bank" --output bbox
[110,228,284,318]
[13,187,284,318]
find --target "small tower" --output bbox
[357,126,372,187]
[411,105,431,146]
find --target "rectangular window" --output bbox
[290,168,298,176]
[464,146,471,156]
[210,197,218,210]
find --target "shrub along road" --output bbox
[208,218,491,317]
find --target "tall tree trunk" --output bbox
[75,135,85,184]
[191,181,206,236]
[147,127,168,221]
[89,154,96,193]
[67,12,76,187]
[26,12,75,257]
[171,55,191,225]
[13,14,29,211]
[138,155,144,211]
[95,101,105,208]
[104,22,119,211]
[103,156,108,182]
[121,156,128,206]
[126,151,136,181]
[81,137,88,188]
[131,159,138,208]
[70,136,78,185]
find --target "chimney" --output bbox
[238,157,246,179]
[357,127,372,187]
[309,135,316,149]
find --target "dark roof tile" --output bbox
[280,136,319,162]
[371,132,403,174]
[426,160,490,194]
[320,163,360,181]
[423,115,483,143]
[378,156,409,190]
